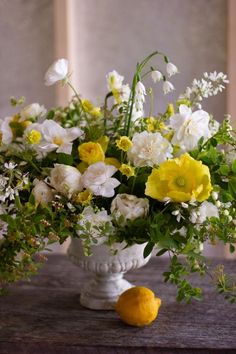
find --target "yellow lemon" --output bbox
[115,286,161,327]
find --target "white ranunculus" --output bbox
[111,194,149,222]
[81,162,120,198]
[127,131,173,167]
[0,117,13,144]
[38,120,83,154]
[50,164,83,198]
[151,70,162,83]
[44,58,69,86]
[166,62,178,77]
[169,104,210,152]
[190,201,219,224]
[106,70,124,91]
[32,180,54,205]
[20,103,46,120]
[77,206,113,245]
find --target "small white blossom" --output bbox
[151,70,162,83]
[44,59,69,86]
[163,81,175,94]
[190,201,219,224]
[77,206,113,245]
[4,162,17,170]
[166,62,178,77]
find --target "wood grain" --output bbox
[0,255,235,354]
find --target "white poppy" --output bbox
[0,117,13,144]
[37,120,83,154]
[169,104,210,152]
[81,162,120,198]
[44,58,69,86]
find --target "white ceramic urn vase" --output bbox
[67,238,151,310]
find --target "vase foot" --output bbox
[80,274,133,310]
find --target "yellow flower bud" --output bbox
[116,136,133,152]
[75,189,93,205]
[78,142,105,165]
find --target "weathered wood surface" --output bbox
[0,255,236,354]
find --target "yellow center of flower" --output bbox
[175,176,186,187]
[27,130,42,144]
[53,136,64,146]
[116,136,133,152]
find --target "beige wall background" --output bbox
[0,0,234,256]
[0,0,55,117]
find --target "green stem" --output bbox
[103,92,113,134]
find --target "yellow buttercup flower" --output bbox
[78,142,105,165]
[116,136,132,152]
[75,189,93,205]
[119,164,135,178]
[27,130,42,144]
[146,117,156,132]
[81,99,101,117]
[81,99,94,112]
[145,153,212,202]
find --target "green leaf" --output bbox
[143,242,154,258]
[219,164,230,176]
[230,244,235,253]
[156,248,168,257]
[57,153,73,165]
[232,159,236,174]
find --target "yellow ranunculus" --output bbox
[145,153,212,202]
[78,142,105,165]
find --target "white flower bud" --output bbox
[166,62,178,77]
[111,194,149,222]
[223,210,229,216]
[151,70,162,83]
[44,59,69,86]
[211,191,218,200]
[32,180,54,205]
[163,81,175,94]
[215,201,221,208]
[50,164,83,198]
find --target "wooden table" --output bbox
[0,255,236,354]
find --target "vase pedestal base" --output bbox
[80,273,133,310]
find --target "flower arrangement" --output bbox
[0,51,236,303]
